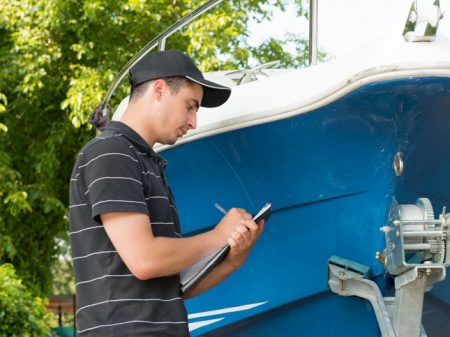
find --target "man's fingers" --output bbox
[240,212,252,221]
[230,207,246,214]
[240,219,259,232]
[236,225,248,234]
[228,236,238,249]
[230,231,244,244]
[257,220,265,234]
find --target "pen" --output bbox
[214,203,227,215]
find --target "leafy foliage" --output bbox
[0,93,6,132]
[0,263,52,336]
[51,239,75,296]
[0,0,318,296]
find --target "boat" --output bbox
[108,1,450,336]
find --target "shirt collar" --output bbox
[105,121,160,159]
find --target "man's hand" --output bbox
[214,208,253,245]
[182,217,265,299]
[225,219,265,269]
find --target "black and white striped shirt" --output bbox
[69,121,189,337]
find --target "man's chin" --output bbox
[159,134,180,146]
[165,138,178,146]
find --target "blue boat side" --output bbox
[161,77,450,336]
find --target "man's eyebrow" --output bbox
[191,99,200,110]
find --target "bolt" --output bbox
[393,220,401,226]
[375,251,386,266]
[391,243,396,251]
[423,261,433,276]
[380,226,392,234]
[337,271,346,292]
[396,230,400,238]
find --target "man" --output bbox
[69,50,264,337]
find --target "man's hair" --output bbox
[129,76,195,103]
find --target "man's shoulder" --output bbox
[80,132,135,159]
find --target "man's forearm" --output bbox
[102,209,249,281]
[135,231,224,279]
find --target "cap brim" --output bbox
[186,75,232,108]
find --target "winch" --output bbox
[380,198,450,275]
[328,198,449,337]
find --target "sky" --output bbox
[248,0,450,59]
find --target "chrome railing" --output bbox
[309,0,318,66]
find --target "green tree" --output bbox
[0,263,52,336]
[0,0,318,296]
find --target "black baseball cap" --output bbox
[129,50,231,108]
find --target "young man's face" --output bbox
[156,81,203,145]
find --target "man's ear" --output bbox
[151,79,166,101]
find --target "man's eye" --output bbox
[187,105,193,112]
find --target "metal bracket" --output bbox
[328,263,446,337]
[225,61,280,85]
[403,0,446,42]
[328,264,397,337]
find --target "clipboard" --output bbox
[180,203,272,293]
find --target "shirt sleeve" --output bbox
[81,137,149,222]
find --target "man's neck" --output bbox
[120,105,157,147]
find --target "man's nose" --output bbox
[188,112,197,129]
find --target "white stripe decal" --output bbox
[91,200,146,208]
[188,301,268,319]
[78,153,138,169]
[72,250,117,261]
[69,225,103,235]
[76,297,182,314]
[77,320,187,334]
[188,318,225,332]
[76,274,134,287]
[187,302,268,332]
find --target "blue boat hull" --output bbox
[161,77,450,336]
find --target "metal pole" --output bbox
[158,37,167,51]
[309,0,318,65]
[58,304,62,326]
